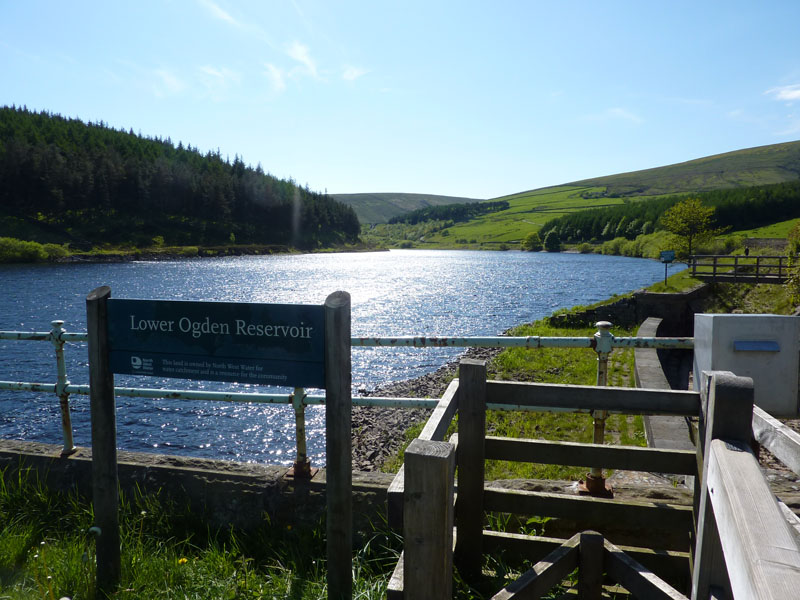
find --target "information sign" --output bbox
[107,299,325,387]
[660,250,675,263]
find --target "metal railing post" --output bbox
[580,321,613,497]
[50,320,77,456]
[289,386,314,478]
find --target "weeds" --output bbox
[0,468,396,599]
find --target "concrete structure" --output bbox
[693,313,800,417]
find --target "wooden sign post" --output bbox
[86,286,121,596]
[85,288,352,599]
[324,291,352,600]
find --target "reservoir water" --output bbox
[0,250,683,465]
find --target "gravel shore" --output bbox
[351,347,501,471]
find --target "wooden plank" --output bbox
[779,501,800,541]
[387,382,459,531]
[491,533,580,600]
[603,539,688,600]
[578,531,604,600]
[691,371,753,600]
[387,552,404,600]
[485,437,697,475]
[707,438,800,600]
[404,439,456,600]
[419,379,460,442]
[483,487,693,532]
[86,285,120,596]
[387,465,405,530]
[454,359,487,582]
[324,291,352,600]
[482,531,691,592]
[752,406,800,476]
[486,380,700,416]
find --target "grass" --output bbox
[486,321,645,481]
[0,468,399,599]
[726,216,800,239]
[383,319,647,481]
[645,267,704,293]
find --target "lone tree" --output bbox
[660,198,722,258]
[521,231,543,251]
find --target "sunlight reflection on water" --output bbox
[0,250,682,464]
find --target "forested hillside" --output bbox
[332,192,485,223]
[0,106,360,248]
[539,180,800,243]
[388,200,509,225]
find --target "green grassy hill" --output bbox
[388,140,800,248]
[570,140,800,197]
[332,192,484,223]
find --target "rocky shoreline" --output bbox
[351,347,501,471]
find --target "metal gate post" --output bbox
[288,386,315,478]
[51,320,77,456]
[580,321,614,497]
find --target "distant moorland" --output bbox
[332,191,484,224]
[360,140,800,249]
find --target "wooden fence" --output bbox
[388,361,800,599]
[689,254,789,284]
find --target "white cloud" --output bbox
[286,41,318,78]
[198,65,240,100]
[342,65,368,81]
[153,69,186,97]
[198,0,240,27]
[606,107,643,124]
[765,84,800,102]
[264,63,286,92]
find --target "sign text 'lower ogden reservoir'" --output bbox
[107,299,325,388]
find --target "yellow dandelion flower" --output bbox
[178,557,188,565]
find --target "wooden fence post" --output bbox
[324,291,352,600]
[691,371,753,600]
[455,359,486,582]
[578,531,604,600]
[404,439,456,600]
[86,286,120,596]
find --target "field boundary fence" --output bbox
[1,320,691,475]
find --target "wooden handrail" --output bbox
[689,255,788,283]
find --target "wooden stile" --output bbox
[454,359,486,581]
[691,371,753,600]
[490,533,580,600]
[486,380,700,416]
[752,405,800,476]
[485,436,697,475]
[578,531,604,599]
[483,486,693,533]
[403,439,456,600]
[387,379,460,530]
[707,438,800,599]
[604,538,689,600]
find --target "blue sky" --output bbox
[2,1,800,199]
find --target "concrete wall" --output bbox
[0,439,393,533]
[694,313,800,417]
[634,318,694,453]
[549,284,713,335]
